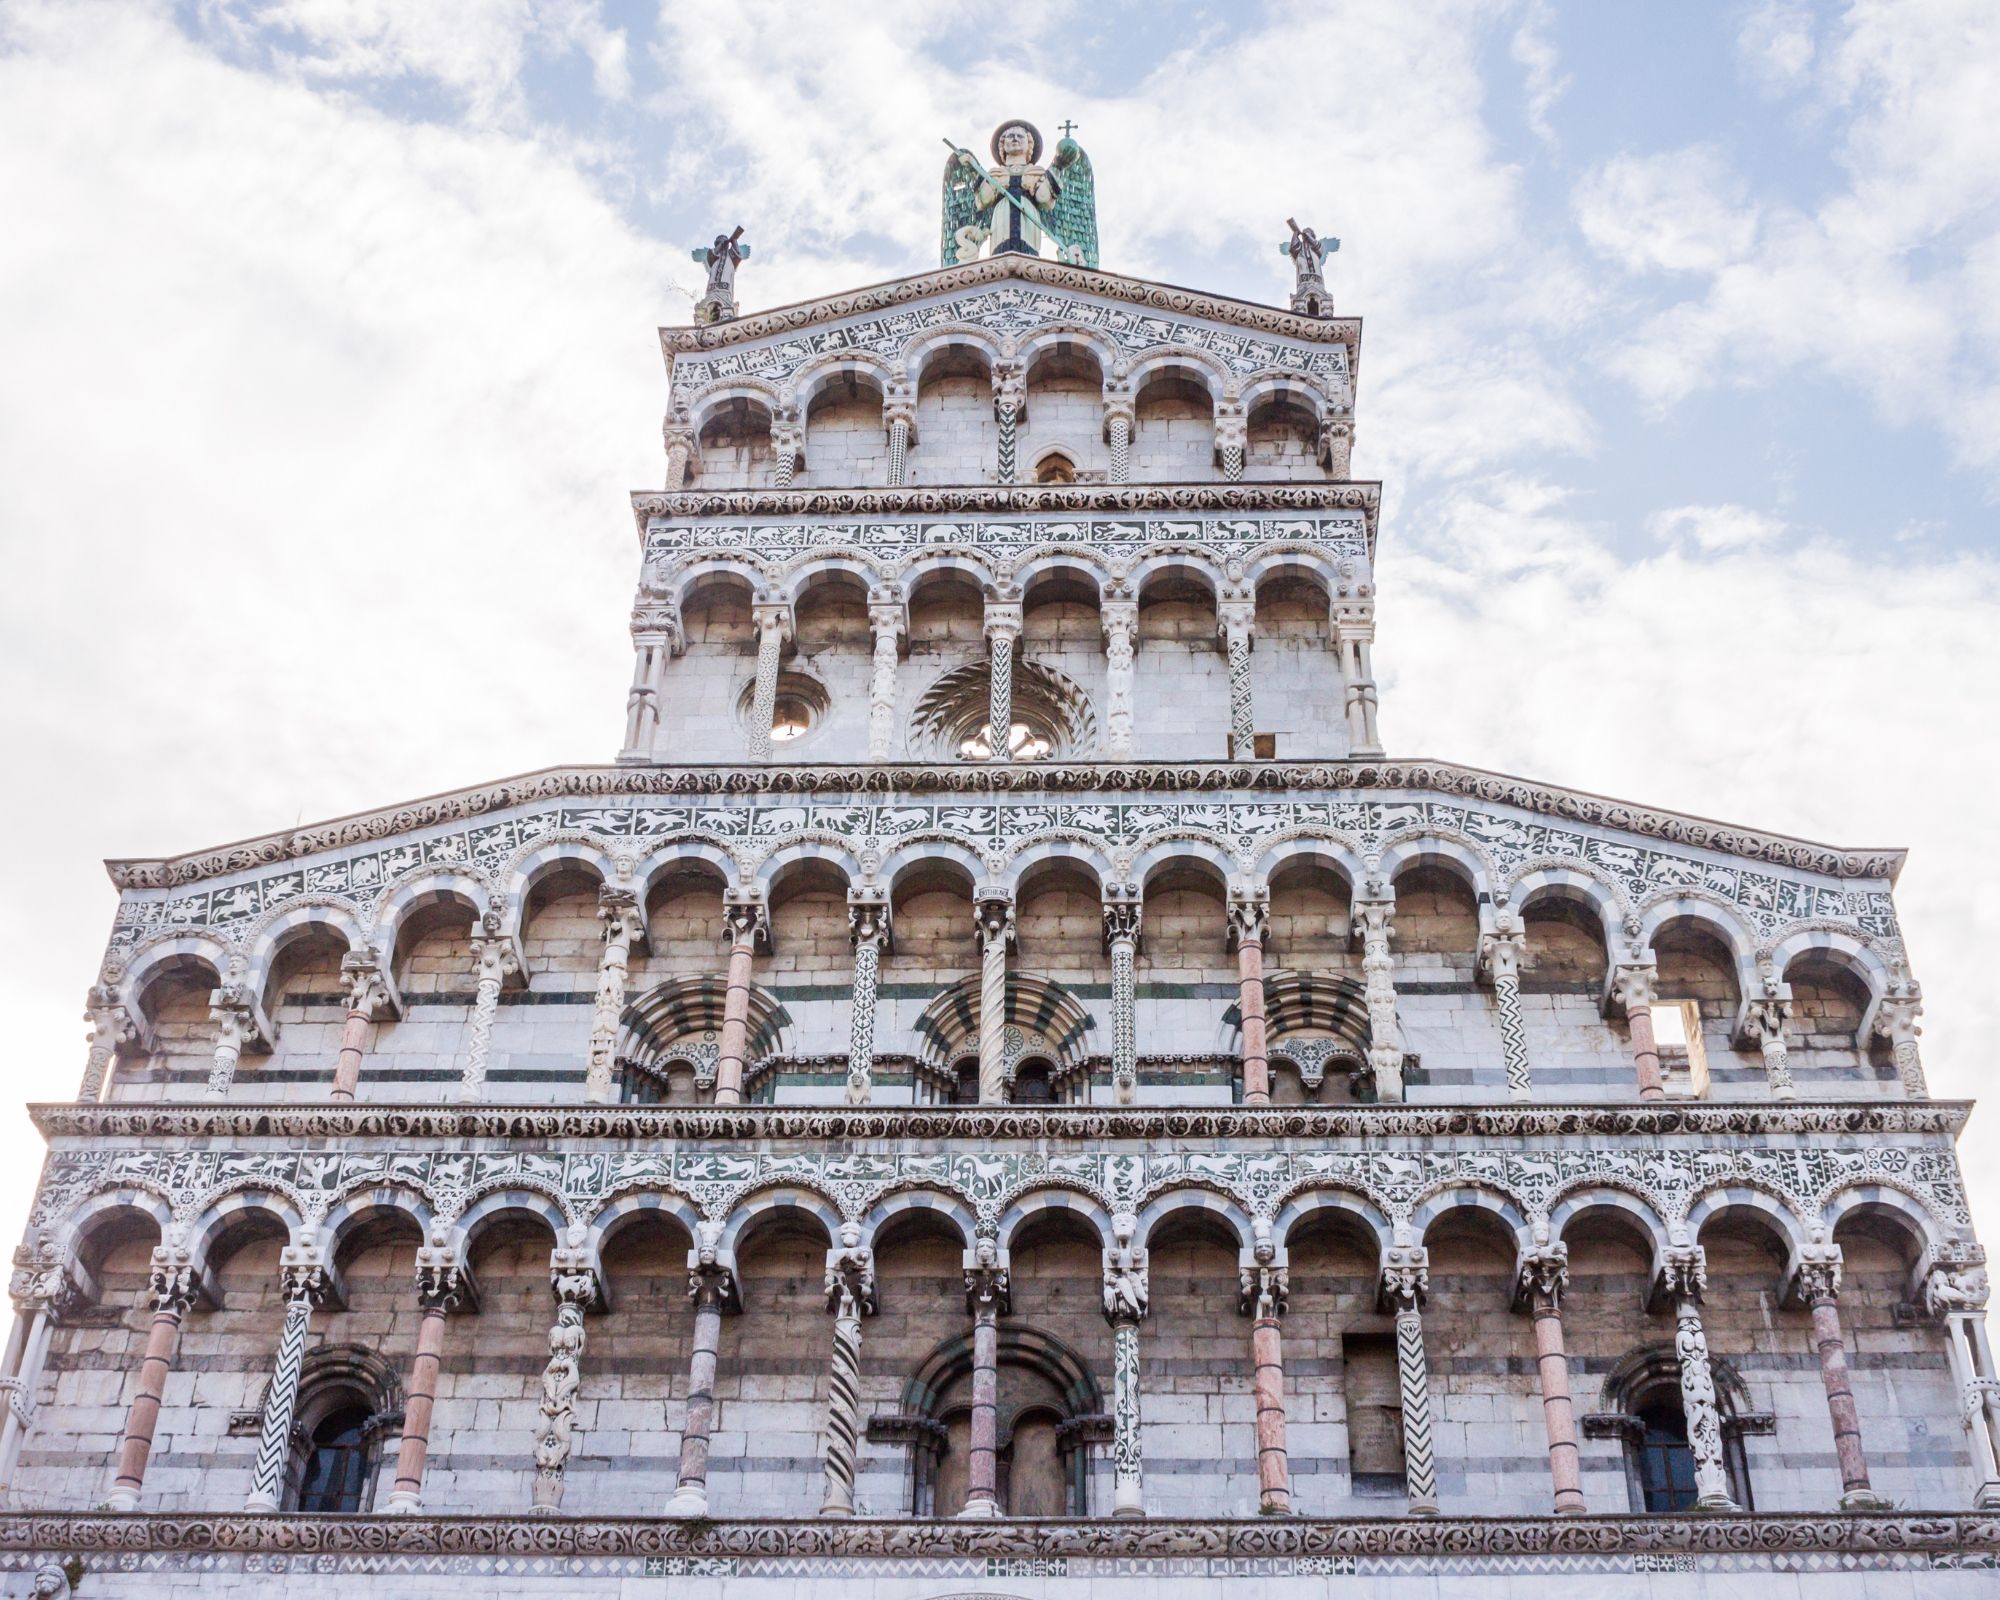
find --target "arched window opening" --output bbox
[1011,1060,1054,1103]
[951,1058,980,1104]
[1034,451,1076,484]
[298,1402,374,1514]
[1586,1344,1761,1513]
[1635,1398,1697,1512]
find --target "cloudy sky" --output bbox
[2,0,1998,1301]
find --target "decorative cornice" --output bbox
[0,1508,1994,1562]
[629,479,1382,553]
[657,255,1360,358]
[28,1098,1971,1145]
[101,758,1906,890]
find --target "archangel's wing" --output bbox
[1046,137,1099,269]
[941,151,982,266]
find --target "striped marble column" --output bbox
[246,1262,331,1512]
[1382,1245,1438,1514]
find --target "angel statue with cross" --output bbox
[940,118,1099,269]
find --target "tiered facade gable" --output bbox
[1,186,1994,1599]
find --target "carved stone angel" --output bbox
[941,119,1098,268]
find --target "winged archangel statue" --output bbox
[941,118,1098,269]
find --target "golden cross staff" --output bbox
[941,137,1049,235]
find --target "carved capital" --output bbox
[847,888,891,949]
[340,945,399,1020]
[415,1259,467,1314]
[1215,594,1255,646]
[973,888,1016,948]
[1477,907,1526,982]
[1238,1262,1288,1318]
[148,1250,198,1317]
[1518,1242,1570,1309]
[1379,1244,1429,1313]
[982,599,1024,643]
[1212,404,1248,454]
[1923,1248,1991,1318]
[1102,1251,1149,1325]
[750,599,794,646]
[281,1261,334,1309]
[550,1267,600,1311]
[1874,990,1923,1046]
[1658,1244,1707,1304]
[722,889,770,951]
[1792,1245,1843,1307]
[1101,883,1143,949]
[964,1261,1010,1316]
[1353,893,1395,945]
[1610,960,1658,1016]
[825,1233,877,1315]
[1226,882,1270,949]
[688,1255,737,1312]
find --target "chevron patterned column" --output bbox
[1383,1245,1438,1514]
[245,1263,329,1513]
[1479,908,1532,1102]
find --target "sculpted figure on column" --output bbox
[533,1258,598,1512]
[1102,1211,1148,1517]
[820,1225,876,1518]
[1355,879,1406,1100]
[1659,1241,1739,1512]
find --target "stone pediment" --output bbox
[658,255,1359,394]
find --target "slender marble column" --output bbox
[993,368,1023,484]
[1611,961,1665,1101]
[1229,888,1272,1105]
[1235,1263,1290,1515]
[746,602,792,763]
[1747,990,1797,1100]
[884,396,914,487]
[586,888,641,1104]
[1101,599,1138,761]
[1660,1246,1738,1511]
[1943,1309,2000,1505]
[1217,596,1256,761]
[713,895,767,1107]
[206,989,254,1098]
[1216,408,1246,482]
[330,947,392,1102]
[1875,981,1928,1098]
[1101,1219,1149,1516]
[866,596,903,762]
[619,616,678,761]
[532,1268,596,1512]
[662,422,695,491]
[246,1263,329,1512]
[846,892,889,1105]
[1794,1250,1887,1508]
[0,1294,61,1499]
[78,985,137,1103]
[1105,393,1135,484]
[974,894,1015,1104]
[1355,891,1407,1101]
[1480,908,1532,1102]
[959,1255,1008,1516]
[1383,1247,1438,1514]
[1104,887,1142,1105]
[1322,410,1354,478]
[105,1256,197,1511]
[819,1233,874,1517]
[666,1257,733,1517]
[387,1263,462,1513]
[770,416,802,488]
[459,914,519,1104]
[983,600,1022,763]
[1520,1244,1584,1514]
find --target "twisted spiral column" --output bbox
[975,894,1014,1105]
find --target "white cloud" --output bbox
[198,0,633,121]
[1737,0,1817,97]
[1574,146,1759,275]
[1646,502,1787,551]
[1510,0,1571,143]
[1592,0,2000,475]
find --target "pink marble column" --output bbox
[666,1264,730,1516]
[959,1255,1008,1517]
[1231,891,1272,1106]
[1612,964,1665,1102]
[1801,1256,1886,1508]
[1244,1264,1290,1514]
[330,1004,370,1102]
[1522,1249,1584,1514]
[712,899,764,1107]
[105,1263,195,1510]
[386,1268,459,1512]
